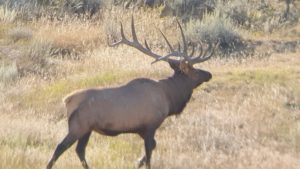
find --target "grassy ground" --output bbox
[0,3,300,169]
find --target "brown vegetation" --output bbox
[0,0,299,169]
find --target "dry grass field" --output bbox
[0,1,300,169]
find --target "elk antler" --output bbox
[108,16,181,64]
[108,17,219,66]
[155,20,220,65]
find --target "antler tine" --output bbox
[176,19,188,55]
[188,43,196,58]
[144,40,151,50]
[131,16,138,42]
[196,42,203,58]
[152,31,188,63]
[202,42,213,58]
[178,43,181,52]
[108,23,128,47]
[108,17,183,64]
[175,19,194,63]
[190,41,220,64]
[189,41,204,61]
[120,23,126,40]
[158,29,175,52]
[151,53,177,64]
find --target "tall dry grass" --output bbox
[1,51,299,169]
[0,4,300,169]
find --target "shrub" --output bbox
[8,27,33,42]
[18,38,53,77]
[0,62,19,84]
[160,0,209,19]
[0,0,49,21]
[63,0,102,17]
[0,5,17,23]
[186,10,242,53]
[216,0,251,26]
[28,39,52,60]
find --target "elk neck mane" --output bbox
[158,73,194,116]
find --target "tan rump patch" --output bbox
[63,89,88,119]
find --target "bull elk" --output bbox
[46,18,218,169]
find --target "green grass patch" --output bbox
[44,72,127,99]
[20,71,136,108]
[88,136,141,169]
[0,23,14,40]
[214,67,299,85]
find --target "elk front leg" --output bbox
[137,130,156,169]
[137,155,146,168]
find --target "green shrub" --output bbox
[160,0,208,19]
[216,0,251,26]
[186,10,241,52]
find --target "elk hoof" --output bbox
[136,156,146,168]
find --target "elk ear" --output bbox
[168,60,181,73]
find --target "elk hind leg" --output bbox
[76,132,92,169]
[46,133,77,169]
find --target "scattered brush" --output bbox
[186,9,243,56]
[0,62,19,84]
[8,27,33,42]
[33,16,105,59]
[0,5,17,23]
[17,38,53,78]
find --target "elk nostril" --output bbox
[207,72,212,81]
